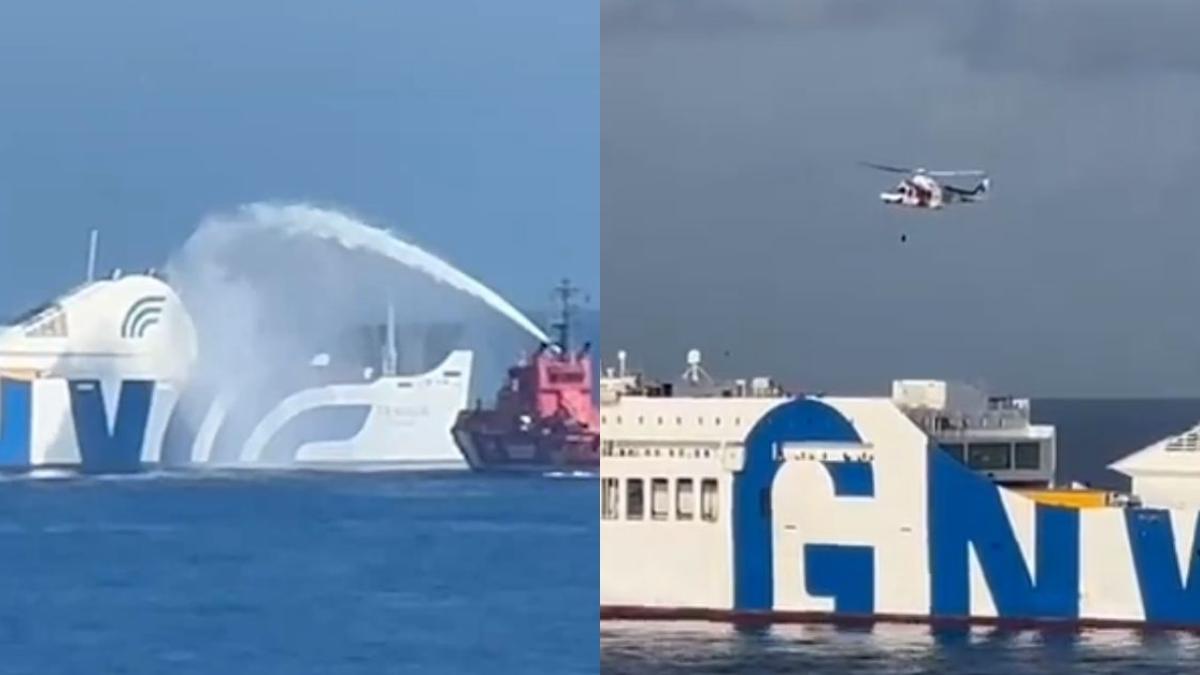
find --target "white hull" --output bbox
[600,378,1200,629]
[0,274,474,471]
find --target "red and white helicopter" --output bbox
[861,162,989,209]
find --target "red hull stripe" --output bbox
[600,605,1200,633]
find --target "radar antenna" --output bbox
[681,349,713,386]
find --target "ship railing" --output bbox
[911,408,1032,433]
[602,440,724,461]
[774,440,875,465]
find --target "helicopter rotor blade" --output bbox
[925,169,987,177]
[859,161,913,174]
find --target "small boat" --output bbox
[452,280,599,473]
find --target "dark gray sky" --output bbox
[602,0,1200,397]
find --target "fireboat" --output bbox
[451,280,599,473]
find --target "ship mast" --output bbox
[550,278,582,355]
[86,229,99,283]
[382,297,398,376]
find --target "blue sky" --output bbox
[0,1,596,315]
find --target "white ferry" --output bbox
[600,350,1200,628]
[0,266,471,472]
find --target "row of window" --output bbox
[23,311,67,338]
[927,414,1023,432]
[601,443,721,460]
[601,415,744,427]
[548,372,586,384]
[942,441,1043,471]
[1166,431,1200,452]
[601,477,720,522]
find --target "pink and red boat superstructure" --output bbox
[451,280,598,473]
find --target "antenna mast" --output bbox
[86,229,99,282]
[550,278,582,354]
[382,297,398,376]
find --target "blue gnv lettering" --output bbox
[69,380,154,473]
[734,399,862,612]
[805,544,875,614]
[0,379,32,466]
[1125,509,1200,624]
[929,450,1079,619]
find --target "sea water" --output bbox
[0,470,596,674]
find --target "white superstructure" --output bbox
[892,379,1056,487]
[0,271,196,381]
[1110,423,1200,510]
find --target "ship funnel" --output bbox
[617,350,627,377]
